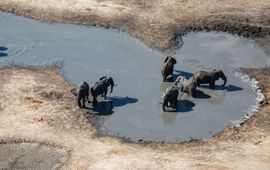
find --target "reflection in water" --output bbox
[161,112,177,125]
[92,100,114,116]
[92,96,138,116]
[161,100,195,125]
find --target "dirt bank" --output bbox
[0,0,270,50]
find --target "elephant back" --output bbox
[77,82,89,96]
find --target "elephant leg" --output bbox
[172,99,177,109]
[92,96,98,106]
[209,81,215,89]
[162,97,168,111]
[77,97,81,108]
[82,96,86,108]
[104,88,108,100]
[163,74,167,82]
[86,94,90,103]
[162,101,166,111]
[196,80,200,87]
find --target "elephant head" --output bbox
[212,69,227,86]
[164,56,177,64]
[100,76,114,93]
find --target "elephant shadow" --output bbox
[176,100,195,112]
[0,46,8,51]
[0,46,8,57]
[173,70,193,80]
[109,96,138,107]
[0,52,7,57]
[193,89,211,99]
[92,100,114,116]
[200,84,243,92]
[226,85,243,92]
[91,96,138,116]
[165,100,195,113]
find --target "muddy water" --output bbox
[0,12,269,142]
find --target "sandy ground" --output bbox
[1,0,270,169]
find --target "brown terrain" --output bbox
[0,0,270,169]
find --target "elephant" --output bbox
[70,81,90,108]
[90,76,114,106]
[174,76,197,96]
[162,86,180,111]
[192,69,227,89]
[161,56,177,82]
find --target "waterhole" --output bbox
[0,12,269,142]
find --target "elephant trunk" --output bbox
[221,74,227,86]
[110,78,114,94]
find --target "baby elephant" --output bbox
[161,56,177,82]
[71,81,90,108]
[174,76,197,96]
[162,86,180,111]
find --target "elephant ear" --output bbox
[213,71,220,80]
[164,56,170,63]
[172,57,177,64]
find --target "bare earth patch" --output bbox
[1,0,270,169]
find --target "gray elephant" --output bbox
[71,81,90,108]
[90,76,114,105]
[161,56,177,82]
[162,86,180,111]
[174,76,197,96]
[192,69,227,89]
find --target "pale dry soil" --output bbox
[1,0,270,169]
[0,66,270,169]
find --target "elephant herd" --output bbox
[161,56,227,111]
[72,56,227,112]
[71,76,114,108]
